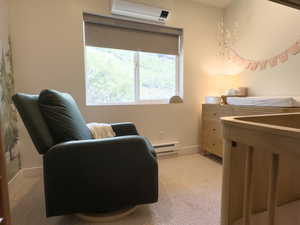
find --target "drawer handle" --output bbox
[212,128,216,132]
[212,143,216,146]
[213,113,217,116]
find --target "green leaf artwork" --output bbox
[0,38,18,160]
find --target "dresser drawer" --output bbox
[202,119,222,137]
[204,136,223,157]
[201,119,223,157]
[202,104,232,119]
[283,108,300,113]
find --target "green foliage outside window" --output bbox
[85,46,177,105]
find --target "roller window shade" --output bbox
[83,13,183,55]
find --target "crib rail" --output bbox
[221,113,300,225]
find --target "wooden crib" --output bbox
[221,113,300,225]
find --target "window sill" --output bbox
[86,99,183,106]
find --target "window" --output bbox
[85,46,178,105]
[83,13,183,105]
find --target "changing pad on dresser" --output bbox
[226,96,300,107]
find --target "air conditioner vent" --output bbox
[269,0,300,10]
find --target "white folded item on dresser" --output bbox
[87,123,116,139]
[226,96,300,107]
[205,96,221,104]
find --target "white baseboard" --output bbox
[178,145,200,155]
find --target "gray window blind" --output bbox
[83,13,183,55]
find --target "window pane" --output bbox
[139,52,176,100]
[85,46,135,105]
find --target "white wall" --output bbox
[9,0,236,168]
[225,0,300,96]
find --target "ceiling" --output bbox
[191,0,233,8]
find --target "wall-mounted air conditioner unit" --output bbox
[111,0,170,23]
[269,0,300,10]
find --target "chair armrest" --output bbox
[111,122,138,136]
[45,135,154,160]
[44,136,156,175]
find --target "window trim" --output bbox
[84,47,181,106]
[86,99,171,106]
[134,52,140,102]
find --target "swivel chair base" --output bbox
[76,206,137,222]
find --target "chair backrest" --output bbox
[38,89,92,144]
[13,90,93,154]
[12,93,55,154]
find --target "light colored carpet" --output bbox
[10,154,222,225]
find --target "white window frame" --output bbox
[85,48,182,106]
[134,51,180,104]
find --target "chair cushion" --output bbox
[38,89,92,143]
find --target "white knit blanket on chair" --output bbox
[87,123,116,139]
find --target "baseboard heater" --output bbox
[153,142,179,155]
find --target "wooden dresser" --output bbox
[201,104,300,158]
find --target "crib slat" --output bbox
[243,147,254,225]
[221,140,234,225]
[268,154,280,225]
